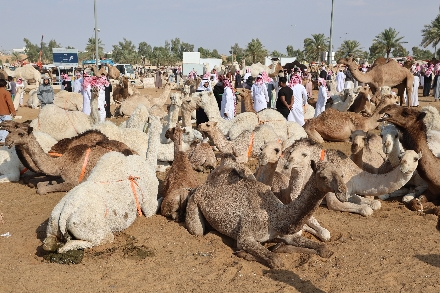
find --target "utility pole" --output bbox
[94,0,99,67]
[328,0,335,64]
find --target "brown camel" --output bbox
[161,126,199,221]
[236,88,256,113]
[337,56,414,107]
[379,105,440,196]
[5,126,137,194]
[112,77,130,103]
[106,64,120,80]
[348,85,373,114]
[304,94,398,143]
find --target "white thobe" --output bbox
[315,86,328,117]
[98,88,106,122]
[221,87,235,120]
[288,84,308,126]
[243,73,251,82]
[411,76,420,106]
[73,78,82,93]
[251,84,269,112]
[82,85,91,115]
[336,71,346,92]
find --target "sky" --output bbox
[2,0,440,56]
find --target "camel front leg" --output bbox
[236,234,283,269]
[304,124,324,144]
[185,194,206,236]
[276,233,333,258]
[36,181,75,195]
[325,192,373,216]
[303,216,331,242]
[348,194,381,210]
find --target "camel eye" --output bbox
[18,133,24,137]
[275,148,280,154]
[302,153,307,157]
[413,157,418,162]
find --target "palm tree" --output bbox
[335,40,363,60]
[303,33,329,62]
[421,14,440,56]
[373,28,406,59]
[245,39,267,63]
[84,37,105,60]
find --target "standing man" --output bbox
[103,73,112,118]
[155,69,162,89]
[276,77,293,119]
[235,70,242,88]
[0,79,16,144]
[73,71,83,93]
[289,75,308,126]
[7,76,16,102]
[37,76,54,108]
[335,67,346,92]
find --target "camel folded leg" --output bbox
[348,194,381,210]
[236,234,283,269]
[58,240,94,253]
[325,192,373,216]
[276,233,333,258]
[185,194,206,236]
[302,216,331,242]
[28,176,63,188]
[304,125,325,144]
[36,181,75,195]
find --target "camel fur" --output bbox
[53,90,83,111]
[161,126,200,221]
[338,56,414,107]
[185,155,346,268]
[304,94,398,143]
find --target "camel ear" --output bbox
[417,112,426,121]
[418,151,422,159]
[27,126,33,135]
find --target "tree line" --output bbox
[16,15,440,66]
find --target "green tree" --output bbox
[412,47,433,60]
[368,42,385,62]
[138,42,152,64]
[23,38,41,63]
[391,45,409,57]
[198,47,221,58]
[271,50,286,58]
[303,33,329,62]
[373,27,406,59]
[83,37,105,60]
[286,45,294,57]
[151,46,171,66]
[170,38,195,60]
[335,40,363,61]
[228,43,245,63]
[421,14,440,49]
[112,38,138,64]
[245,38,267,63]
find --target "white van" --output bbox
[115,64,135,79]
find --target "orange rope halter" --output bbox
[78,148,91,183]
[48,151,63,157]
[320,149,326,161]
[128,176,143,216]
[247,132,255,158]
[19,168,28,175]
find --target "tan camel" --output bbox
[338,56,414,106]
[379,105,440,196]
[236,88,256,113]
[106,64,120,80]
[348,85,373,114]
[186,140,217,172]
[5,127,137,194]
[185,155,346,268]
[304,94,398,143]
[161,126,200,221]
[112,77,130,103]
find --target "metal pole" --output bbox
[328,0,334,64]
[94,0,98,68]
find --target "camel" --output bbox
[112,77,130,103]
[3,64,41,86]
[161,126,200,221]
[185,155,346,268]
[186,140,217,172]
[304,94,398,143]
[106,64,120,80]
[379,105,440,196]
[255,141,331,241]
[348,85,373,114]
[236,88,256,113]
[337,56,414,107]
[5,126,137,194]
[285,138,420,216]
[349,130,391,174]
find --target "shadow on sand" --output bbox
[415,254,440,268]
[263,269,326,293]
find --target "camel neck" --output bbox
[146,123,160,166]
[350,148,364,169]
[21,134,61,176]
[347,64,370,84]
[206,127,232,153]
[255,161,278,186]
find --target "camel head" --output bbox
[379,124,400,155]
[349,130,367,154]
[198,121,217,135]
[398,150,421,174]
[379,105,426,129]
[337,56,355,66]
[258,141,283,166]
[284,138,321,170]
[165,125,184,143]
[182,85,191,95]
[4,125,33,148]
[181,93,200,112]
[170,92,183,106]
[311,160,348,202]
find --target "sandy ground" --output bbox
[0,87,440,293]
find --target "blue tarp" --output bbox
[82,59,114,65]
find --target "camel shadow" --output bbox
[35,219,50,257]
[415,254,440,268]
[263,269,326,293]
